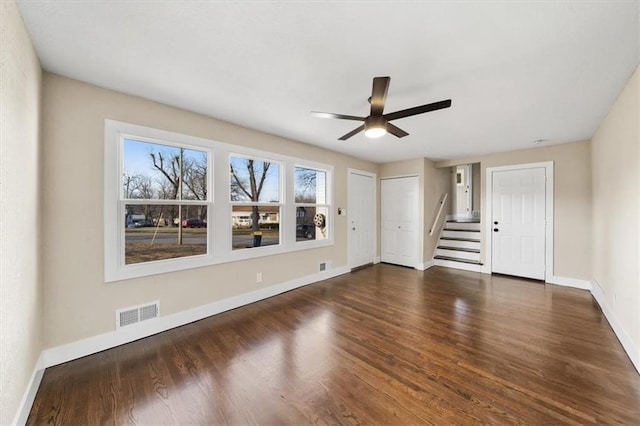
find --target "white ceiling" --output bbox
[16,1,639,163]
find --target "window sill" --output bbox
[106,238,334,283]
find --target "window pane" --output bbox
[230,156,279,202]
[123,139,208,201]
[181,149,208,200]
[123,139,180,200]
[296,206,328,242]
[125,204,207,264]
[232,205,280,250]
[295,167,326,204]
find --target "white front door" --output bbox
[491,167,546,280]
[381,176,419,268]
[348,170,375,268]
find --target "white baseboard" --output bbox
[14,266,349,424]
[590,280,640,374]
[13,353,46,426]
[42,266,349,368]
[417,260,435,271]
[548,275,592,290]
[374,256,381,264]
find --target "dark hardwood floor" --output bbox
[28,265,640,424]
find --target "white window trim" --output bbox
[105,121,215,282]
[105,120,334,282]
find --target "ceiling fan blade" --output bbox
[386,123,409,138]
[311,111,366,121]
[384,99,452,121]
[338,125,365,141]
[370,76,390,116]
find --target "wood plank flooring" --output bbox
[28,265,640,424]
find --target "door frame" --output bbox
[347,168,377,269]
[484,161,554,282]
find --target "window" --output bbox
[105,120,333,282]
[230,156,281,250]
[295,167,329,242]
[122,139,210,265]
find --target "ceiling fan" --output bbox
[311,76,452,141]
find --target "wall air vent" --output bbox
[116,301,159,329]
[319,261,332,272]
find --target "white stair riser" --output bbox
[436,249,480,261]
[438,239,480,250]
[442,230,480,239]
[445,222,481,231]
[434,259,483,273]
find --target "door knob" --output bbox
[494,221,498,225]
[493,228,499,232]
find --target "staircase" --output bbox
[434,219,483,272]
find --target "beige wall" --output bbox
[41,73,377,348]
[436,141,592,280]
[0,1,43,423]
[423,158,450,262]
[591,65,639,348]
[472,162,480,211]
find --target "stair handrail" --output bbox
[429,193,448,236]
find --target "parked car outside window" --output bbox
[134,219,153,228]
[181,218,207,228]
[296,224,315,239]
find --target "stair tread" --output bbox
[444,228,480,232]
[434,255,483,265]
[447,219,480,223]
[437,246,480,253]
[440,237,480,242]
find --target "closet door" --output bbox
[381,177,419,268]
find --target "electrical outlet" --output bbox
[256,272,262,283]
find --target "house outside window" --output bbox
[229,156,281,250]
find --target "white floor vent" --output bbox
[116,301,159,329]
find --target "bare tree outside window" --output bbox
[230,158,272,231]
[230,157,280,249]
[122,139,209,264]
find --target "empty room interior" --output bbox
[2,1,640,424]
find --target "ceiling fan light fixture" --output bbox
[311,76,451,141]
[364,116,386,138]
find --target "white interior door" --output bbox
[381,177,418,268]
[491,167,546,280]
[348,171,375,268]
[455,164,472,218]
